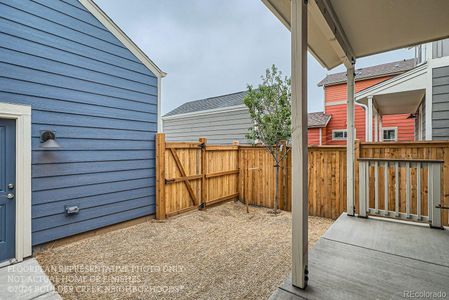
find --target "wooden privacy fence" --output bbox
[156,134,449,226]
[239,145,347,219]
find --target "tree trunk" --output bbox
[274,163,279,213]
[274,148,279,213]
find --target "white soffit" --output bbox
[356,64,427,103]
[263,0,449,70]
[373,90,425,115]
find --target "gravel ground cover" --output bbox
[37,201,333,300]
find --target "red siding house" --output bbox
[310,59,416,145]
[307,112,331,145]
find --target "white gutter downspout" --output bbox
[355,101,368,142]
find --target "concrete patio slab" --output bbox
[323,215,449,267]
[270,214,449,300]
[0,258,61,300]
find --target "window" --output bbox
[382,128,397,142]
[432,38,449,59]
[332,130,347,140]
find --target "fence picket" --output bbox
[156,138,449,225]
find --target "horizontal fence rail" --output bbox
[156,135,449,226]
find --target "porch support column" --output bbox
[346,63,356,216]
[425,42,433,140]
[367,96,373,142]
[379,115,383,142]
[374,109,379,142]
[291,0,308,289]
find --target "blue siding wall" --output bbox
[0,0,157,245]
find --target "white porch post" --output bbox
[367,96,373,142]
[425,42,433,140]
[291,0,308,289]
[374,108,379,142]
[347,64,356,216]
[379,116,383,142]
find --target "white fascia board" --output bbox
[324,115,332,127]
[262,0,351,69]
[261,0,290,28]
[162,105,248,121]
[79,0,166,78]
[355,64,428,103]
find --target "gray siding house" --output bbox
[163,91,253,144]
[163,91,331,145]
[433,64,449,140]
[0,0,164,264]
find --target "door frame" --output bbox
[0,102,31,264]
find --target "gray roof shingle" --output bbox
[164,92,331,128]
[318,58,416,87]
[164,91,248,117]
[308,112,331,128]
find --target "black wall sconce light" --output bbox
[40,130,61,149]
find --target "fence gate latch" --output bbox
[436,204,449,210]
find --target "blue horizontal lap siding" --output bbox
[33,187,155,218]
[10,0,123,47]
[0,15,151,76]
[0,0,157,245]
[33,178,154,205]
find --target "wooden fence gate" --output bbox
[156,134,239,219]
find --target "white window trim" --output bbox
[0,103,32,265]
[332,129,356,141]
[332,129,347,140]
[382,127,398,142]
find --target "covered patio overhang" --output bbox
[356,64,427,115]
[358,90,425,116]
[262,0,449,290]
[355,64,428,141]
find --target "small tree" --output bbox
[244,65,291,213]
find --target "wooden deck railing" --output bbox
[358,158,443,227]
[156,134,449,226]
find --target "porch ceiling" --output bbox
[369,89,425,115]
[263,0,449,69]
[356,64,427,115]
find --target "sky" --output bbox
[95,0,414,114]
